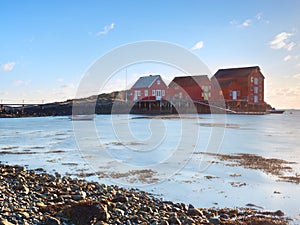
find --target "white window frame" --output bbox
[162,90,165,96]
[152,90,156,96]
[144,90,148,96]
[156,90,161,96]
[254,95,258,103]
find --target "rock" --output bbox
[168,216,181,225]
[62,202,109,224]
[187,207,203,217]
[0,219,14,225]
[114,208,125,216]
[112,195,128,203]
[95,222,109,225]
[183,217,195,224]
[208,218,220,225]
[274,210,285,217]
[71,193,86,201]
[160,220,169,225]
[44,216,61,225]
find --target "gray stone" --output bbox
[44,216,61,225]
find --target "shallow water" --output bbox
[0,111,299,222]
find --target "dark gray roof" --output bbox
[213,66,264,79]
[170,75,210,87]
[131,75,161,89]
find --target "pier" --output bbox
[0,99,45,117]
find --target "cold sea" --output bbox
[0,111,300,222]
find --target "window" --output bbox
[137,90,141,96]
[144,90,148,96]
[254,87,258,94]
[229,90,232,96]
[237,91,240,96]
[162,90,165,96]
[157,80,161,85]
[254,78,258,85]
[152,90,156,96]
[254,95,258,103]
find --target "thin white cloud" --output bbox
[191,41,204,50]
[96,23,115,36]
[1,62,16,71]
[230,19,251,28]
[60,83,75,89]
[286,42,296,51]
[284,55,292,61]
[57,78,64,83]
[13,80,31,87]
[269,32,296,51]
[229,20,237,26]
[293,74,300,79]
[0,91,8,97]
[242,19,251,27]
[256,12,263,20]
[230,12,269,28]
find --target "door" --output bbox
[232,91,237,100]
[134,90,138,101]
[156,90,161,100]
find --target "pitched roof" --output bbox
[213,66,264,79]
[131,75,161,89]
[170,75,210,87]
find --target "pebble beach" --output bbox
[0,163,289,225]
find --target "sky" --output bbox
[1,0,300,108]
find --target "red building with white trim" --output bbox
[167,75,211,102]
[130,75,167,101]
[211,66,265,111]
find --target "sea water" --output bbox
[0,111,299,222]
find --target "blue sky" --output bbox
[1,0,300,108]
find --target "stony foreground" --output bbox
[0,164,289,225]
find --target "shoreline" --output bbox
[0,163,290,225]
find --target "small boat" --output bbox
[267,108,285,114]
[69,114,95,120]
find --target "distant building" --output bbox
[130,66,266,113]
[130,75,168,101]
[167,75,211,102]
[211,66,265,111]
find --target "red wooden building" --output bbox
[130,75,167,101]
[211,66,265,111]
[167,75,211,102]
